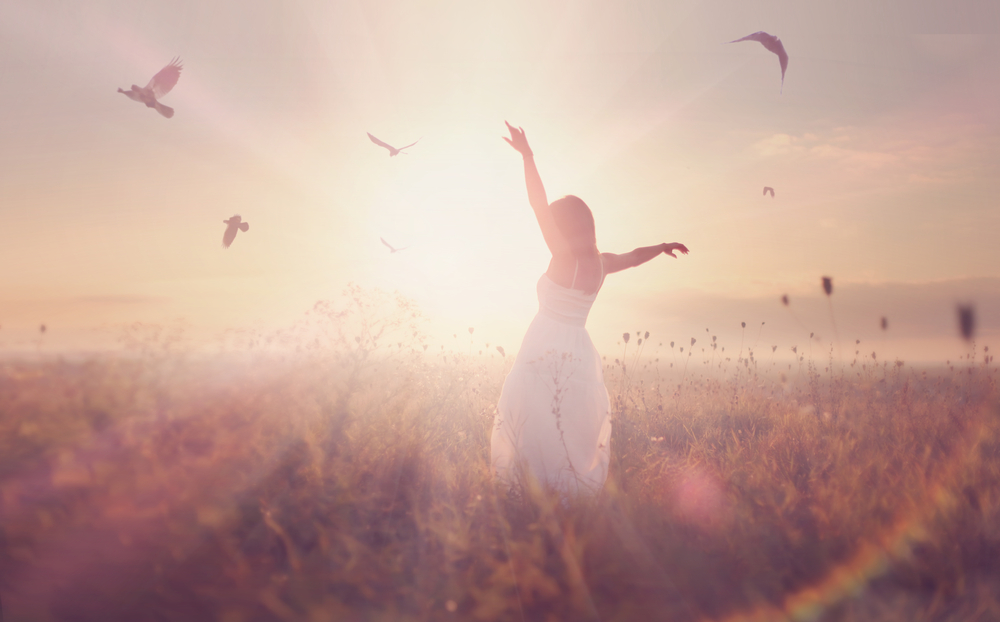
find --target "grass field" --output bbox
[1,288,999,621]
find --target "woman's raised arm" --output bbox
[503,122,569,256]
[602,243,689,274]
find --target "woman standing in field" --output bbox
[492,122,689,494]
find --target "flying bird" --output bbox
[367,132,420,157]
[222,215,249,249]
[728,32,788,92]
[118,57,184,118]
[763,186,775,197]
[380,237,407,254]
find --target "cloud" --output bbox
[751,112,996,190]
[68,295,168,306]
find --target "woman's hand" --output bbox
[503,121,533,157]
[662,243,689,258]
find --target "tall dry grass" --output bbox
[1,287,998,621]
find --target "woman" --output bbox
[491,121,689,495]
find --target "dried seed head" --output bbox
[822,276,833,296]
[644,331,650,340]
[881,317,888,330]
[741,321,746,329]
[781,294,789,306]
[691,337,696,346]
[468,327,474,335]
[623,332,630,344]
[958,305,975,341]
[496,345,505,357]
[670,341,675,348]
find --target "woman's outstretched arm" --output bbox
[503,121,569,256]
[602,243,689,274]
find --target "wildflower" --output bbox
[958,305,975,341]
[468,327,474,335]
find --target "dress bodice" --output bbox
[536,261,604,328]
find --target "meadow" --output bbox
[1,287,998,622]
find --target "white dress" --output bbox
[491,260,612,494]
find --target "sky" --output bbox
[1,0,998,363]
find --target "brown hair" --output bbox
[549,195,597,258]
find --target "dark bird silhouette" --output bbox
[222,215,249,249]
[763,186,775,197]
[380,237,407,254]
[728,32,788,92]
[367,132,419,157]
[118,57,183,118]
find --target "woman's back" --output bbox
[545,252,604,295]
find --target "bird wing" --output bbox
[728,31,773,45]
[380,237,396,251]
[368,133,395,152]
[764,187,774,197]
[222,223,238,248]
[398,138,421,151]
[145,57,183,99]
[774,42,788,83]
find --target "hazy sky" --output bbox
[1,0,998,361]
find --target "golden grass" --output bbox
[1,289,998,621]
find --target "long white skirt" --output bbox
[491,313,612,495]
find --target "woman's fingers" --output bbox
[663,243,689,258]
